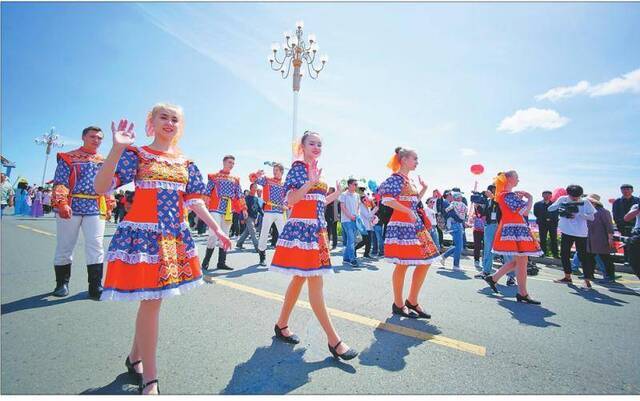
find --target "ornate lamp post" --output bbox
[269,20,328,159]
[35,127,64,185]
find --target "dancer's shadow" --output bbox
[221,339,356,395]
[333,262,379,274]
[358,316,442,372]
[1,292,87,315]
[568,286,629,306]
[496,299,561,328]
[206,264,269,279]
[436,269,471,281]
[81,372,139,395]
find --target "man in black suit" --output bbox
[534,190,559,258]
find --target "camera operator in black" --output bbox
[623,203,640,278]
[613,184,640,265]
[534,190,559,258]
[548,184,597,287]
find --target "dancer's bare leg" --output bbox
[307,276,350,354]
[276,276,306,337]
[407,264,430,312]
[136,299,162,395]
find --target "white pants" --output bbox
[258,212,286,252]
[207,212,232,248]
[54,215,106,265]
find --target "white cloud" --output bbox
[535,80,590,102]
[460,148,477,156]
[497,108,570,134]
[589,68,640,97]
[535,68,640,101]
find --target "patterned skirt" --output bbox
[101,220,203,301]
[270,218,333,276]
[384,221,441,266]
[492,222,543,257]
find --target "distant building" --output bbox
[1,155,16,177]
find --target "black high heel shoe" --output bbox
[516,293,541,305]
[484,275,499,294]
[139,379,160,395]
[274,324,300,344]
[125,356,143,383]
[405,300,431,319]
[392,303,418,318]
[328,340,358,361]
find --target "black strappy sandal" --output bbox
[405,300,431,319]
[274,324,300,344]
[139,379,160,395]
[125,356,143,383]
[328,340,358,361]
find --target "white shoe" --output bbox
[474,261,481,270]
[440,257,447,267]
[453,265,461,270]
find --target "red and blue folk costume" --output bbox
[270,161,332,276]
[492,191,543,257]
[379,173,440,266]
[101,146,208,301]
[250,173,286,214]
[206,171,247,220]
[51,147,115,216]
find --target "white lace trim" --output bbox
[286,218,318,225]
[385,255,441,266]
[492,250,543,257]
[269,264,334,277]
[384,238,422,246]
[381,197,395,205]
[387,221,416,228]
[398,195,418,202]
[276,239,320,250]
[117,221,190,232]
[139,147,188,164]
[304,193,326,202]
[100,278,203,301]
[135,180,186,191]
[107,248,198,264]
[185,198,205,208]
[500,235,534,241]
[502,223,529,228]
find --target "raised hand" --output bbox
[308,160,322,184]
[111,119,136,148]
[255,169,265,178]
[335,180,342,193]
[418,175,428,190]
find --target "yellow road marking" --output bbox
[208,277,486,357]
[16,224,55,237]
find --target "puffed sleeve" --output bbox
[51,155,71,209]
[184,162,207,208]
[378,174,404,205]
[113,147,139,189]
[503,192,527,214]
[256,176,267,187]
[284,161,308,192]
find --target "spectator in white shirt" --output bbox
[355,195,375,258]
[340,179,361,266]
[548,184,596,286]
[425,197,440,252]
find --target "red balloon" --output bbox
[551,187,567,202]
[470,164,484,175]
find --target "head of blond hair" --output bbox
[146,103,185,153]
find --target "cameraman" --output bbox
[623,203,640,278]
[548,184,596,286]
[613,184,640,265]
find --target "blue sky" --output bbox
[2,2,639,205]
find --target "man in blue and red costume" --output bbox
[250,163,287,266]
[202,155,247,271]
[51,126,116,300]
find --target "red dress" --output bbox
[269,161,332,276]
[379,173,440,266]
[492,191,543,257]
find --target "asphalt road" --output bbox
[2,215,639,395]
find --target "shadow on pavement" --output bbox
[1,292,88,315]
[221,338,356,395]
[496,299,561,328]
[206,264,269,279]
[333,261,379,274]
[80,372,139,395]
[436,269,472,280]
[358,315,442,372]
[568,286,629,306]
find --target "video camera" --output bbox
[558,201,583,218]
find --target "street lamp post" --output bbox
[269,20,328,159]
[35,127,64,186]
